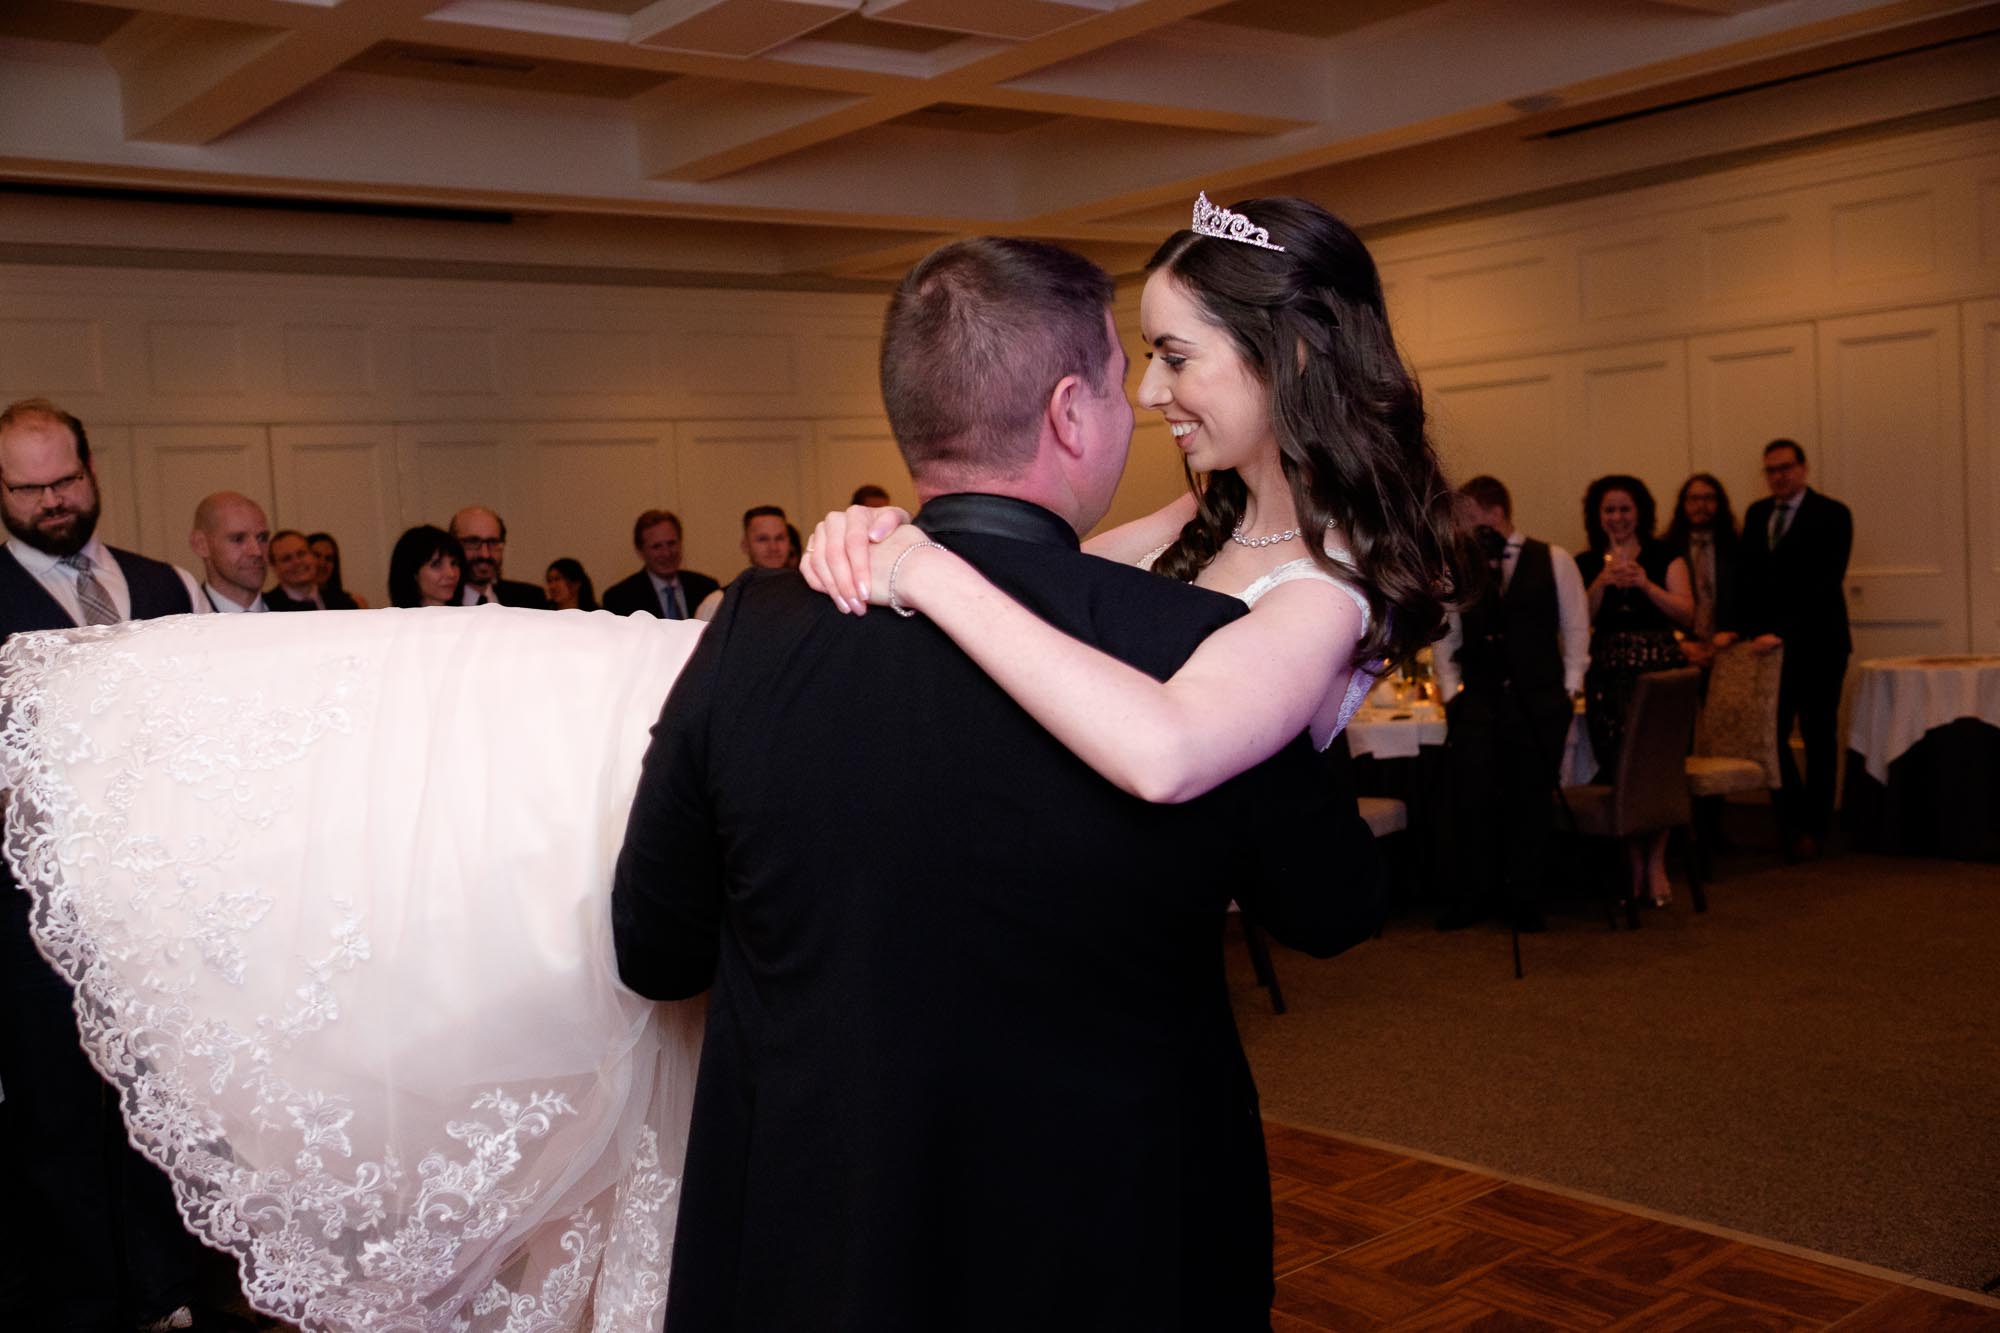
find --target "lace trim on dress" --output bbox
[1139,541,1382,750]
[0,613,690,1333]
[1236,553,1381,750]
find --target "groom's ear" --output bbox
[1046,374,1086,458]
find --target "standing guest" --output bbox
[306,530,364,608]
[388,525,465,608]
[1664,473,1738,665]
[0,397,207,1333]
[190,490,273,613]
[601,509,718,619]
[544,557,598,611]
[266,528,326,610]
[448,506,548,607]
[1434,475,1590,932]
[695,505,792,620]
[1721,439,1853,858]
[849,483,892,507]
[1576,474,1694,906]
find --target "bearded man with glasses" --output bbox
[0,396,211,1333]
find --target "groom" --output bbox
[612,238,1381,1330]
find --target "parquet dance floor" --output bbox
[1263,1122,2000,1331]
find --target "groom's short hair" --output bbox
[880,238,1116,483]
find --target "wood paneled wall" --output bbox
[1373,119,2000,656]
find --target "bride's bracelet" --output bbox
[888,540,948,619]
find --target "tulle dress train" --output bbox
[0,605,708,1333]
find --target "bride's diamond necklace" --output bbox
[1230,522,1302,549]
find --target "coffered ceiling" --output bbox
[1,0,1997,288]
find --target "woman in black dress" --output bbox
[1577,475,1694,905]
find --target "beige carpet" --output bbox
[1232,848,2000,1294]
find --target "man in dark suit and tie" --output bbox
[600,509,719,619]
[1722,438,1853,856]
[0,398,206,1333]
[448,505,550,607]
[265,528,328,610]
[612,239,1381,1330]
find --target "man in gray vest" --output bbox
[0,397,207,1332]
[1435,475,1591,932]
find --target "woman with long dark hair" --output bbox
[387,524,466,608]
[306,530,365,609]
[806,195,1466,802]
[544,556,599,611]
[1576,474,1694,905]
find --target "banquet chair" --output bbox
[1685,642,1785,888]
[1558,667,1704,927]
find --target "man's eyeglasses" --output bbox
[1,471,90,502]
[458,537,504,552]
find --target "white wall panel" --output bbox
[282,324,374,397]
[146,321,246,397]
[1816,307,1964,658]
[673,420,813,579]
[799,327,888,415]
[512,421,676,600]
[411,326,500,398]
[88,424,140,555]
[1579,236,1672,322]
[0,317,103,397]
[132,424,272,558]
[1427,358,1568,543]
[808,419,912,522]
[271,424,401,608]
[676,332,795,398]
[523,328,659,399]
[1101,423,1193,540]
[1980,175,2000,266]
[1701,213,1800,307]
[1570,342,1690,513]
[1688,325,1818,509]
[1960,299,2000,653]
[395,424,516,534]
[1425,254,1566,346]
[1830,190,1937,289]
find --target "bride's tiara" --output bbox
[1191,191,1285,252]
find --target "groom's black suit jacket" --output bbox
[613,493,1382,1332]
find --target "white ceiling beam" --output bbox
[635,79,876,180]
[102,0,440,145]
[862,0,1118,42]
[974,84,1309,135]
[630,0,858,58]
[627,0,1224,183]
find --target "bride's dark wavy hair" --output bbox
[1148,196,1468,667]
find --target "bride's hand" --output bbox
[801,505,913,613]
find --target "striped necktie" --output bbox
[61,552,120,625]
[1769,499,1795,547]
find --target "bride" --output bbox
[0,195,1460,1332]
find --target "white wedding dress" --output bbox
[0,605,708,1333]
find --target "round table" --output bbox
[1843,655,2000,861]
[1344,703,1596,786]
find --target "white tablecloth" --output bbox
[1345,705,1446,760]
[1344,705,1598,785]
[1847,655,2000,783]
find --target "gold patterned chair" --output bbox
[1685,642,1785,889]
